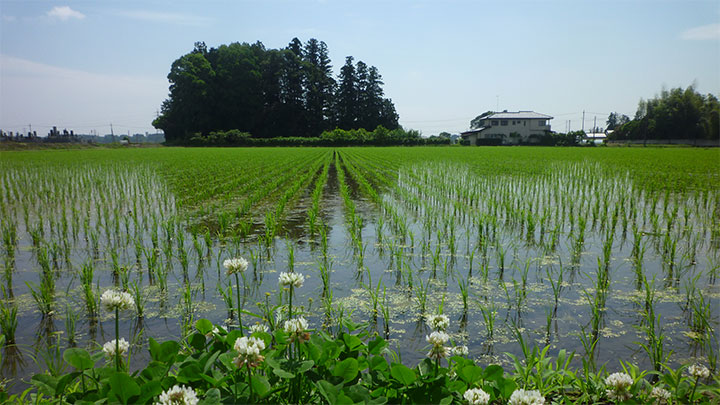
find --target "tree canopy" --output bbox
[609,86,719,142]
[153,39,399,144]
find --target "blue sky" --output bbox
[1,0,718,136]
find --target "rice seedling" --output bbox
[64,304,78,346]
[634,275,671,375]
[0,299,18,344]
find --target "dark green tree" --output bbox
[470,111,494,129]
[606,112,630,130]
[610,85,719,142]
[153,38,399,142]
[336,56,359,129]
[303,39,335,136]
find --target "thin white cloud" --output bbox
[0,55,167,133]
[681,23,720,40]
[115,10,211,26]
[47,6,85,21]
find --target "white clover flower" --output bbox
[688,363,710,379]
[102,338,129,359]
[279,272,305,288]
[425,331,450,360]
[223,257,248,275]
[155,384,199,405]
[425,314,450,331]
[100,289,134,312]
[249,323,269,334]
[452,345,469,356]
[234,336,266,354]
[463,388,490,405]
[650,386,672,401]
[605,372,634,401]
[426,331,450,346]
[233,336,266,368]
[284,317,310,343]
[284,317,309,334]
[509,389,545,405]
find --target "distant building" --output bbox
[583,131,607,144]
[461,111,553,145]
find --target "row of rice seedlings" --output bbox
[334,151,362,244]
[306,153,332,236]
[269,153,330,236]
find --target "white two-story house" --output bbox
[461,111,553,145]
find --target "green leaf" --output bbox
[251,375,271,398]
[64,348,95,370]
[483,364,504,382]
[195,318,213,335]
[149,338,180,364]
[316,380,339,404]
[31,374,57,397]
[368,336,387,355]
[306,338,323,363]
[55,372,81,396]
[218,352,236,370]
[390,364,416,386]
[189,333,206,351]
[336,391,355,404]
[198,388,221,405]
[439,396,453,405]
[447,380,467,393]
[272,368,295,379]
[108,372,140,405]
[226,330,243,347]
[202,350,221,374]
[496,377,517,400]
[273,329,289,345]
[369,355,389,373]
[176,361,203,383]
[298,360,315,373]
[342,333,364,352]
[135,380,163,404]
[458,364,484,385]
[141,362,167,380]
[333,358,359,383]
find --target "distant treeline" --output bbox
[609,86,719,142]
[154,39,400,144]
[187,126,452,147]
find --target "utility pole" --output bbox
[110,123,114,142]
[581,111,585,133]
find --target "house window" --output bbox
[501,120,508,126]
[491,120,498,126]
[523,121,526,126]
[538,120,545,126]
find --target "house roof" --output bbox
[486,111,553,120]
[460,127,485,137]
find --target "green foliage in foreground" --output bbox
[3,320,718,404]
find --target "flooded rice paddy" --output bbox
[1,147,718,391]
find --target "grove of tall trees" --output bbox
[609,86,719,142]
[153,39,399,144]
